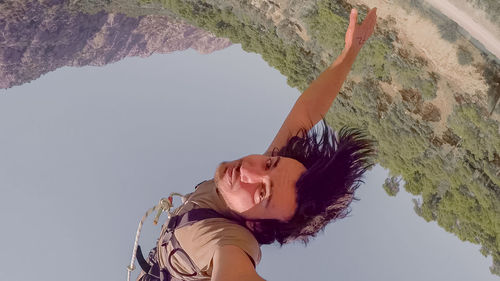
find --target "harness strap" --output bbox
[165,232,200,277]
[137,245,152,274]
[162,208,236,281]
[137,247,185,281]
[139,208,238,281]
[137,247,161,280]
[166,208,229,231]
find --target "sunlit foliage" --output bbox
[383,176,401,196]
[75,0,500,275]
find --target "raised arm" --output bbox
[264,8,377,155]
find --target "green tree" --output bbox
[383,176,401,196]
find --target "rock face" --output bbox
[0,0,232,89]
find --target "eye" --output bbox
[265,158,272,170]
[258,185,266,202]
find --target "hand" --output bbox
[344,8,377,52]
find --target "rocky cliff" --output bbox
[0,0,231,89]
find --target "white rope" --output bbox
[126,193,187,281]
[126,205,157,281]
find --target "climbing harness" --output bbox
[139,208,237,281]
[126,184,254,281]
[126,192,187,281]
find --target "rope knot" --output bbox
[126,191,187,281]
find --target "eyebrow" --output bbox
[273,156,281,169]
[264,157,280,208]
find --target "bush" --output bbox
[457,46,474,65]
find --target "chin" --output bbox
[214,162,227,188]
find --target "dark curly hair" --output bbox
[248,120,375,245]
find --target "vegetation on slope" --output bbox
[77,0,500,275]
[327,79,500,275]
[465,0,500,26]
[146,0,323,91]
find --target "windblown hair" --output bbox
[250,120,375,245]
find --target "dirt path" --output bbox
[424,0,500,60]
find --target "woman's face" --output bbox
[214,154,306,222]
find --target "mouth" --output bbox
[224,164,234,188]
[227,165,233,183]
[226,161,241,188]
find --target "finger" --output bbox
[366,8,377,24]
[361,8,377,30]
[349,8,358,26]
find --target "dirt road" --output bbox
[425,0,500,60]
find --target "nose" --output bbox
[239,160,265,184]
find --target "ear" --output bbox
[244,220,262,232]
[245,221,268,232]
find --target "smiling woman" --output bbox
[247,124,375,245]
[1,2,497,281]
[214,154,305,221]
[134,8,378,281]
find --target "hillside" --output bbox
[58,0,500,276]
[0,0,231,88]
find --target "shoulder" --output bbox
[176,218,262,270]
[178,218,261,261]
[212,245,265,281]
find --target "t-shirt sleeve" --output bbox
[213,221,261,267]
[174,218,261,273]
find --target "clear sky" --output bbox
[0,45,496,281]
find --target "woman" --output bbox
[138,7,377,281]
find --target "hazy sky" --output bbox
[0,45,496,281]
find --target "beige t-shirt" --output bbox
[157,179,261,280]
